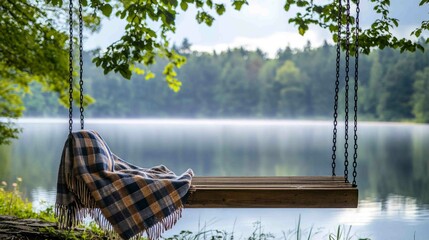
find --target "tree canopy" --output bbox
[24,41,429,123]
[1,0,428,144]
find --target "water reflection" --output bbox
[1,119,429,239]
[338,195,429,226]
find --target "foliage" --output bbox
[24,41,429,123]
[165,229,229,240]
[282,215,315,240]
[39,224,116,240]
[54,0,249,91]
[0,121,21,146]
[0,0,93,144]
[0,178,32,218]
[329,225,353,240]
[0,177,55,222]
[0,177,131,239]
[285,0,427,54]
[412,67,429,122]
[275,60,309,117]
[164,220,370,240]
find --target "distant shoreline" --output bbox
[12,117,426,126]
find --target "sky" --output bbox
[86,0,428,57]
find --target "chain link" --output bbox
[68,0,74,134]
[79,0,84,130]
[68,0,85,132]
[331,0,343,177]
[352,0,360,187]
[344,0,351,183]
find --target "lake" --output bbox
[1,119,428,239]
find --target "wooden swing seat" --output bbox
[185,176,358,208]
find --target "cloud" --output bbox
[85,17,126,50]
[191,30,332,58]
[246,2,271,17]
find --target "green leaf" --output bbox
[117,65,132,79]
[206,0,213,8]
[332,33,338,42]
[196,0,203,8]
[195,11,214,26]
[284,3,291,11]
[415,29,422,37]
[100,4,113,17]
[419,0,429,6]
[232,1,247,10]
[180,1,188,11]
[296,0,308,7]
[161,9,175,25]
[166,76,182,92]
[119,69,132,79]
[202,12,214,26]
[145,72,155,80]
[170,0,179,7]
[130,65,145,75]
[215,4,226,15]
[146,29,157,38]
[196,11,204,24]
[392,18,399,27]
[298,26,306,35]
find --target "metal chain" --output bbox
[332,0,342,177]
[68,0,74,134]
[344,0,351,183]
[68,0,85,132]
[79,0,84,130]
[352,0,360,187]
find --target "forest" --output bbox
[23,39,429,123]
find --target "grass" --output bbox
[165,220,371,240]
[0,177,56,222]
[0,177,114,239]
[0,178,371,240]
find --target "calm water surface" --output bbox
[1,119,428,239]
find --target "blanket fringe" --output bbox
[56,173,96,229]
[66,173,97,208]
[147,207,183,240]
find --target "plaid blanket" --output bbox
[56,130,194,240]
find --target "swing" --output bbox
[61,0,358,217]
[186,0,360,208]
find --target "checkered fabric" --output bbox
[55,130,194,240]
